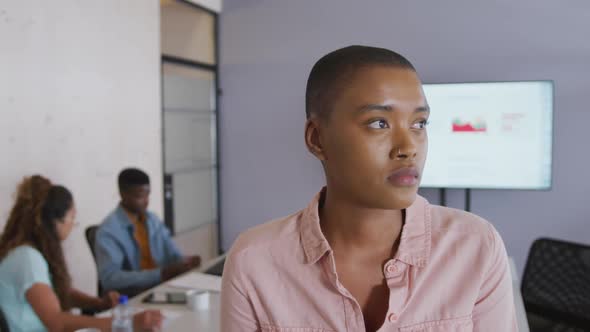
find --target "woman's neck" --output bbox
[319,189,404,258]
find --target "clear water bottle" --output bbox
[112,295,132,332]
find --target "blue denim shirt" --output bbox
[95,205,183,293]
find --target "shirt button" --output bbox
[386,264,398,273]
[388,312,398,322]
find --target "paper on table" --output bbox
[166,272,221,292]
[161,309,182,328]
[96,307,181,326]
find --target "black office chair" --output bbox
[521,238,590,331]
[0,306,10,332]
[85,225,103,297]
[85,226,145,298]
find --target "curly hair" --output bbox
[0,175,73,308]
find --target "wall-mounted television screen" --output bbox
[420,81,553,190]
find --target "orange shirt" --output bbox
[125,210,156,270]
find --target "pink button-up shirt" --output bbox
[221,192,518,331]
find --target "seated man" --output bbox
[95,168,200,296]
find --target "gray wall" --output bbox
[218,0,590,276]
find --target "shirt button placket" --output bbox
[386,264,398,274]
[384,259,408,327]
[388,312,398,323]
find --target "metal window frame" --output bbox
[160,0,222,255]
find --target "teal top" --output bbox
[0,245,51,332]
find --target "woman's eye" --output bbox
[412,120,429,129]
[368,119,389,129]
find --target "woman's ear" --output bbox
[305,118,327,161]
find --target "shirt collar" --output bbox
[116,204,145,229]
[299,190,331,265]
[396,194,431,267]
[124,208,146,225]
[299,189,431,267]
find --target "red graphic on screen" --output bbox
[452,118,487,133]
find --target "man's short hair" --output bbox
[305,45,416,120]
[118,168,150,192]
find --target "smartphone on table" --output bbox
[142,291,187,304]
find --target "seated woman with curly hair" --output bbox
[0,175,163,332]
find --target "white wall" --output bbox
[0,0,162,294]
